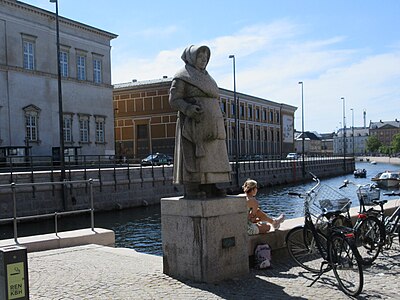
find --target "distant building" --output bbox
[113,78,297,159]
[290,118,400,157]
[319,132,335,155]
[294,129,369,156]
[294,131,322,155]
[334,127,369,155]
[0,0,117,159]
[369,119,400,146]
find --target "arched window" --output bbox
[23,104,41,143]
[95,115,106,143]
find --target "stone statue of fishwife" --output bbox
[169,45,231,199]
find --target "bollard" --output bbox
[0,246,29,300]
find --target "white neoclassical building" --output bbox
[334,127,369,156]
[0,0,117,161]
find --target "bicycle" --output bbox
[286,173,364,297]
[380,191,400,248]
[356,188,400,249]
[338,181,387,264]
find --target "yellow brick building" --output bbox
[113,78,297,160]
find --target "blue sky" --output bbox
[26,0,400,133]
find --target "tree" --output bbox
[379,145,392,155]
[391,133,400,153]
[366,135,381,153]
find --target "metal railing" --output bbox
[0,178,98,243]
[0,153,350,172]
[0,154,353,190]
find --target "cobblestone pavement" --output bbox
[28,242,399,300]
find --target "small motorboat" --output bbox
[370,161,377,165]
[371,171,400,188]
[354,169,367,178]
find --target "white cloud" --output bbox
[112,48,183,83]
[133,25,179,38]
[210,20,299,65]
[111,20,400,132]
[276,51,400,131]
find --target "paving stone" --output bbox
[27,242,400,299]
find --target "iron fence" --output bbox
[0,178,98,242]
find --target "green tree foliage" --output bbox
[379,145,392,155]
[366,135,382,153]
[391,133,400,153]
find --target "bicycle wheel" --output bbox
[383,215,400,250]
[396,218,400,245]
[330,234,364,297]
[354,215,384,265]
[383,217,394,250]
[286,226,327,273]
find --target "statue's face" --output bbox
[195,50,208,70]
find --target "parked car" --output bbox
[286,153,300,160]
[141,153,173,166]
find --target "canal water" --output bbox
[2,161,399,256]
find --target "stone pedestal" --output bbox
[161,195,249,283]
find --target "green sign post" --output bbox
[0,246,29,300]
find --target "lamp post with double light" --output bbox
[229,55,239,186]
[341,97,346,171]
[350,108,355,157]
[50,0,66,207]
[298,81,305,178]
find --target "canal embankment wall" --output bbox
[0,158,354,218]
[361,156,400,166]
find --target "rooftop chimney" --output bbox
[363,109,366,128]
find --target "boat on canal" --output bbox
[371,170,400,188]
[354,168,367,178]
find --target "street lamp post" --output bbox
[114,108,119,157]
[50,0,66,207]
[298,81,305,178]
[350,108,355,157]
[341,97,346,171]
[229,55,239,187]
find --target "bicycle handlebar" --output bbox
[288,172,321,198]
[338,180,349,189]
[309,172,318,182]
[338,179,379,191]
[383,191,400,196]
[288,192,302,197]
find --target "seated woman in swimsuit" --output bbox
[242,179,285,235]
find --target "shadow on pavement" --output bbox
[182,273,307,300]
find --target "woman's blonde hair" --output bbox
[242,179,258,193]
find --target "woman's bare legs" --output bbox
[254,209,274,224]
[254,209,285,230]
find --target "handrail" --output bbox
[0,178,99,243]
[0,178,98,188]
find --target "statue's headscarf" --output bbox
[173,45,219,98]
[181,45,211,69]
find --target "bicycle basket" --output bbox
[357,186,380,206]
[311,184,351,216]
